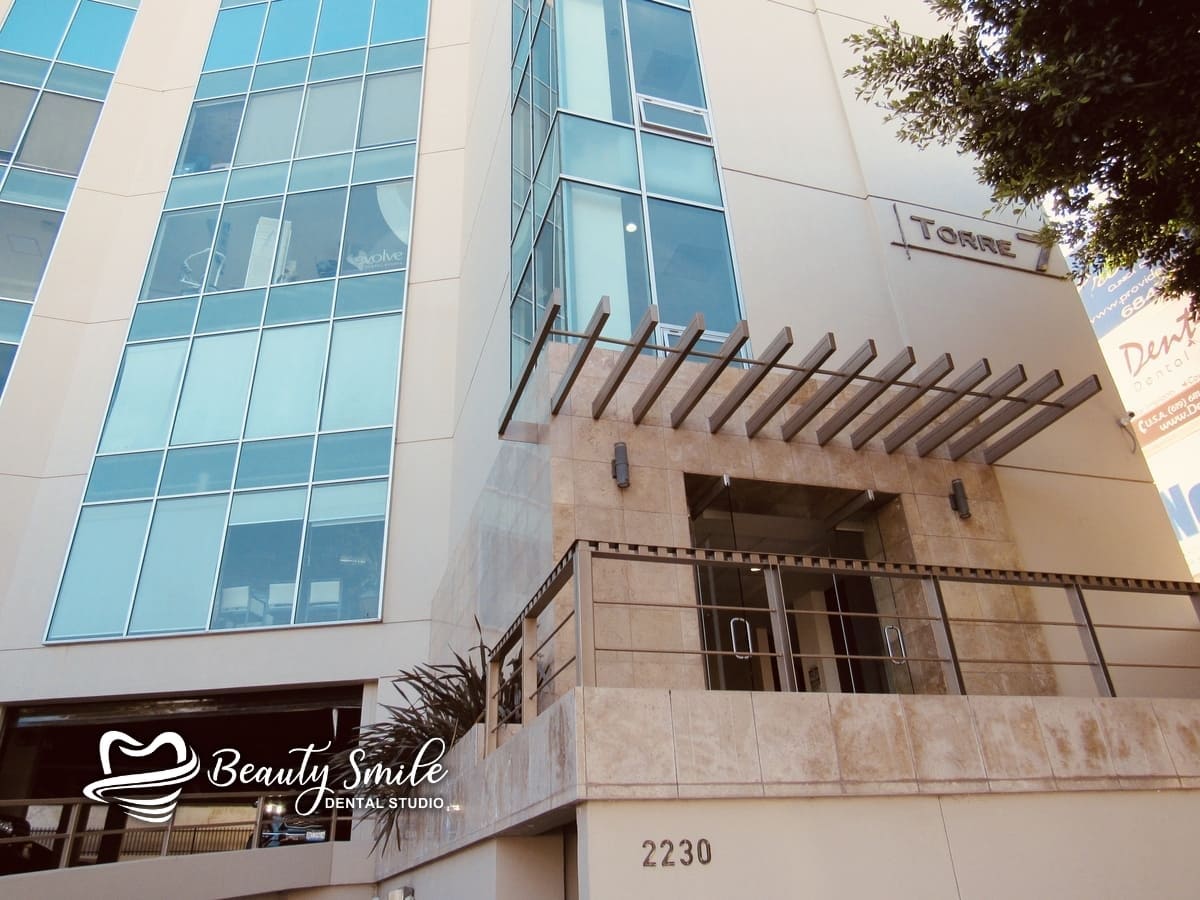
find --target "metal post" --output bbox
[923,576,965,695]
[763,566,799,692]
[484,656,501,756]
[574,542,596,687]
[1065,583,1116,697]
[59,803,83,868]
[521,615,539,725]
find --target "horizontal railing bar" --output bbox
[529,609,576,658]
[532,656,577,698]
[580,541,1200,594]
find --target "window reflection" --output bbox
[177,97,245,174]
[15,93,102,175]
[274,188,346,282]
[212,489,307,629]
[0,83,36,163]
[235,88,303,167]
[141,205,218,299]
[296,480,387,624]
[627,0,706,108]
[0,202,64,301]
[647,198,739,334]
[341,181,410,275]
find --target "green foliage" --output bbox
[847,0,1200,316]
[330,633,487,853]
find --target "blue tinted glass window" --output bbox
[171,331,258,444]
[209,196,283,291]
[0,0,75,58]
[204,3,267,72]
[259,0,319,62]
[315,0,371,52]
[358,69,420,146]
[265,280,334,324]
[342,181,411,275]
[309,48,364,81]
[45,62,113,99]
[86,452,163,502]
[159,444,238,495]
[627,0,705,108]
[290,153,352,191]
[128,495,228,634]
[212,488,306,629]
[48,502,151,640]
[226,162,289,200]
[0,342,14,391]
[297,78,361,156]
[367,39,423,73]
[0,203,63,301]
[1,169,75,209]
[197,67,253,99]
[0,300,31,342]
[129,297,198,341]
[140,205,219,300]
[0,84,37,158]
[314,428,392,480]
[177,97,245,174]
[244,323,328,437]
[274,188,346,282]
[196,288,265,333]
[16,93,102,175]
[236,436,313,488]
[99,340,189,452]
[252,57,307,90]
[647,198,739,333]
[335,272,405,316]
[371,0,428,43]
[235,87,302,166]
[352,145,414,183]
[296,480,386,623]
[58,1,135,71]
[0,51,49,87]
[642,133,720,205]
[320,314,403,430]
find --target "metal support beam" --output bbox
[484,655,501,756]
[499,294,562,436]
[763,566,799,692]
[982,375,1103,464]
[884,358,991,453]
[923,577,965,695]
[780,340,878,441]
[915,364,1028,457]
[574,542,596,687]
[631,313,705,425]
[521,615,539,726]
[948,370,1064,460]
[817,346,916,446]
[708,327,793,433]
[670,320,750,427]
[1065,583,1116,697]
[550,296,610,415]
[592,305,660,419]
[850,353,954,450]
[746,333,837,437]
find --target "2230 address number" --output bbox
[642,838,712,868]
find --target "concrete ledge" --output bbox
[381,688,1200,878]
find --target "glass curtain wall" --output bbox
[0,0,138,396]
[46,0,430,641]
[509,0,742,380]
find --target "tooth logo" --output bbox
[82,731,201,824]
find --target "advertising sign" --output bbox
[1079,266,1200,577]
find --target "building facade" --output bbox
[1,0,1199,898]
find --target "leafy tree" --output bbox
[846,0,1200,316]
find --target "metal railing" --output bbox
[0,791,350,876]
[483,540,1200,753]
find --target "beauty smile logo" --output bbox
[82,731,202,824]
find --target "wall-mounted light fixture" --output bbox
[612,442,630,488]
[949,478,971,520]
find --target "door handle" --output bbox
[883,624,907,666]
[730,617,752,660]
